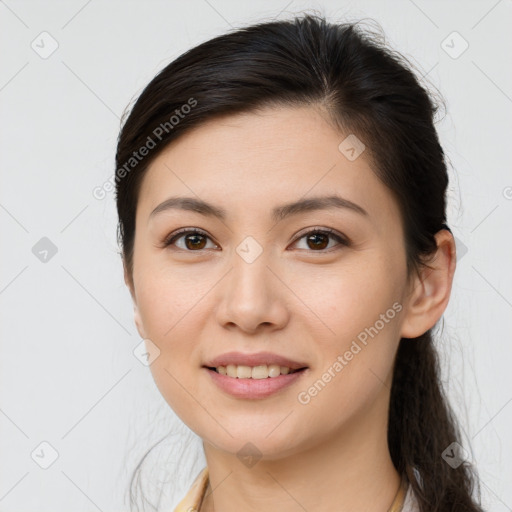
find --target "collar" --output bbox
[173,467,410,512]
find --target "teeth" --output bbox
[216,364,295,379]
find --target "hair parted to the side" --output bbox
[115,13,483,512]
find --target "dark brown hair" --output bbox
[115,13,483,512]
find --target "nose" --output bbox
[214,249,290,334]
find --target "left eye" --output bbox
[292,229,348,251]
[163,228,348,252]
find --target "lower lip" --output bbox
[204,367,308,399]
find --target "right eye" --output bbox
[163,228,219,251]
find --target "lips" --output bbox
[203,351,308,371]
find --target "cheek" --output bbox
[288,257,404,400]
[135,262,208,339]
[134,269,205,384]
[286,255,404,341]
[134,273,207,425]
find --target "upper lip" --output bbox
[203,351,308,370]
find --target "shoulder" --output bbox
[402,482,420,512]
[172,466,209,512]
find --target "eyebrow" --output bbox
[149,195,369,223]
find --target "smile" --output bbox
[204,366,308,399]
[208,364,304,379]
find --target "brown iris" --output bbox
[306,232,329,250]
[184,233,207,250]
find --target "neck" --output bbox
[200,388,401,512]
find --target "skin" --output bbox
[125,105,456,512]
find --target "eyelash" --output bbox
[162,227,350,253]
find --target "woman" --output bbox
[115,13,484,512]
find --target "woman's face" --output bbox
[128,105,414,459]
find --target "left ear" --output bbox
[400,229,457,339]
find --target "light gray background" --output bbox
[1,1,511,511]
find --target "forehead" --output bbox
[137,105,398,227]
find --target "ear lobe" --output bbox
[400,229,456,339]
[123,260,147,339]
[133,304,147,340]
[123,261,136,302]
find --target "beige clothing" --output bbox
[173,466,420,512]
